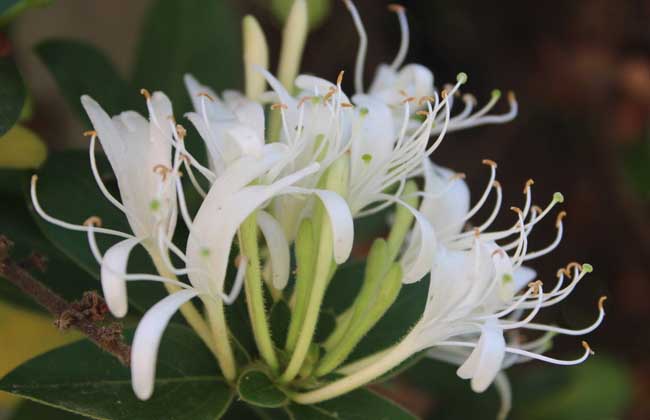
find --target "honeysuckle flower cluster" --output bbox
[30,1,604,418]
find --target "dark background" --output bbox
[7,0,650,418]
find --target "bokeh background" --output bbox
[1,0,649,419]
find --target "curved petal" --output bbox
[457,321,506,393]
[514,265,537,293]
[131,289,200,400]
[400,204,437,284]
[186,163,320,296]
[101,237,142,317]
[257,211,291,289]
[420,159,470,239]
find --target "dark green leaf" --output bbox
[133,0,242,113]
[287,388,416,420]
[9,400,88,419]
[0,54,25,136]
[270,299,291,348]
[0,325,233,420]
[322,262,364,315]
[35,39,143,124]
[29,151,167,312]
[237,368,288,408]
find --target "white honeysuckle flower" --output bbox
[343,0,518,137]
[31,91,180,318]
[184,74,266,176]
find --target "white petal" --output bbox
[457,321,506,393]
[131,289,199,400]
[295,189,354,264]
[401,206,437,283]
[420,159,470,239]
[514,265,537,292]
[101,237,142,317]
[186,163,319,297]
[257,211,291,289]
[226,125,264,159]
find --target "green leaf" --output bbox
[287,388,416,420]
[29,151,167,312]
[511,356,632,420]
[270,299,291,348]
[35,40,143,124]
[0,325,233,420]
[237,368,288,408]
[133,0,242,113]
[9,400,87,419]
[0,55,25,136]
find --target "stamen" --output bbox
[482,159,498,168]
[176,124,187,140]
[83,130,97,137]
[198,92,215,102]
[388,3,409,70]
[582,341,595,356]
[153,164,171,181]
[271,103,288,110]
[140,88,151,99]
[341,102,354,108]
[83,216,103,227]
[337,70,345,86]
[343,0,368,94]
[556,211,567,228]
[524,179,534,194]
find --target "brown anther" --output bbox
[176,124,187,140]
[556,211,567,228]
[566,262,583,273]
[83,130,97,137]
[336,70,345,86]
[153,164,171,181]
[83,216,103,227]
[198,92,215,101]
[528,280,543,294]
[510,206,523,215]
[140,88,151,99]
[492,180,501,188]
[532,205,543,214]
[582,341,595,355]
[415,110,430,116]
[388,3,406,13]
[271,103,288,110]
[491,248,506,257]
[557,267,570,278]
[482,159,498,168]
[523,179,534,193]
[297,96,313,108]
[401,96,416,104]
[441,89,448,99]
[507,91,516,102]
[418,96,436,105]
[324,87,337,101]
[598,296,607,311]
[341,102,354,108]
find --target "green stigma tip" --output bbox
[491,89,502,99]
[582,263,593,273]
[456,72,468,84]
[361,153,372,163]
[360,107,369,116]
[502,273,513,284]
[553,192,565,203]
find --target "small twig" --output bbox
[0,236,131,366]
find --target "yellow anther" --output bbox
[388,3,406,13]
[415,110,430,116]
[153,164,171,181]
[508,91,516,103]
[341,102,354,108]
[324,87,337,101]
[566,262,582,273]
[582,341,595,355]
[598,296,607,311]
[418,96,436,105]
[528,280,543,294]
[482,159,498,168]
[176,124,187,140]
[336,70,345,86]
[140,88,151,99]
[556,211,567,228]
[82,130,97,137]
[198,92,215,101]
[510,206,523,215]
[271,103,288,110]
[524,179,535,193]
[83,216,103,227]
